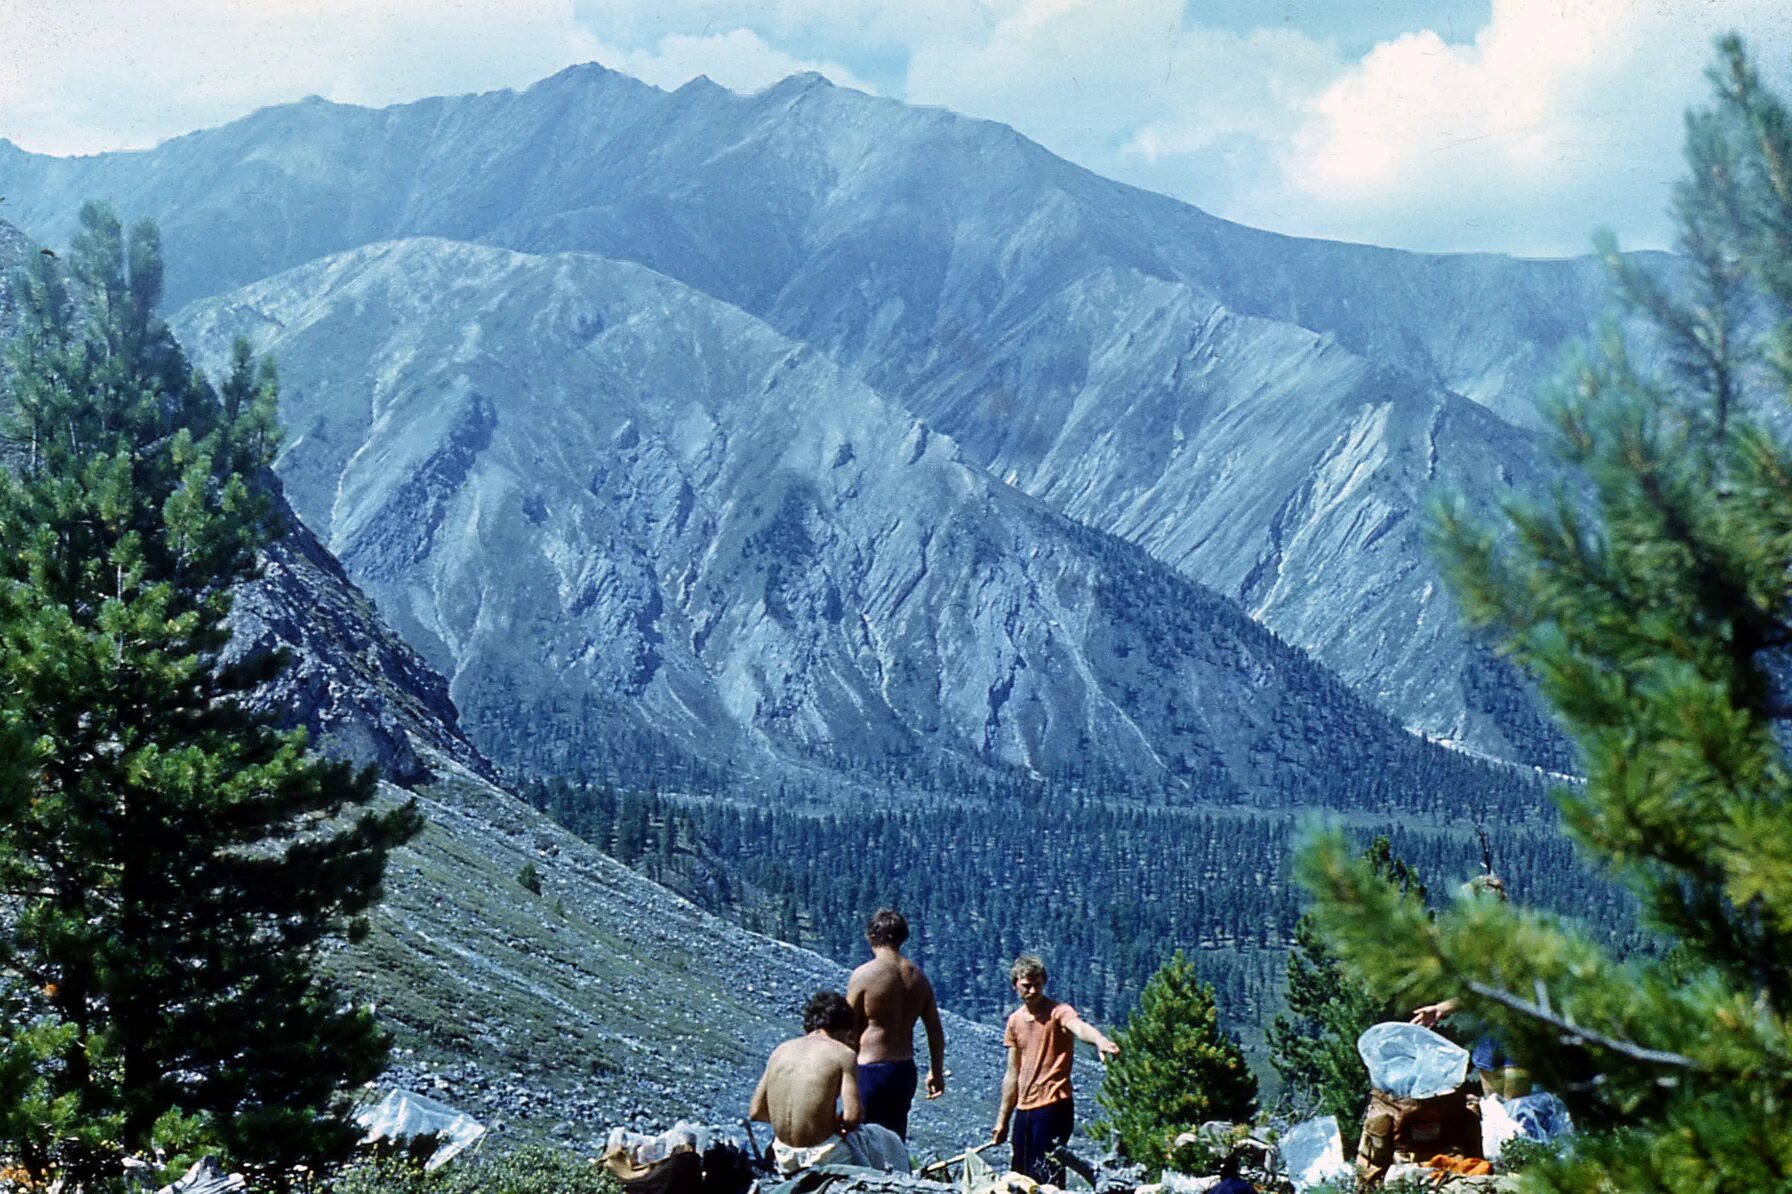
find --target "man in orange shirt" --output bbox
[989,954,1120,1184]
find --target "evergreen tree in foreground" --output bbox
[1093,951,1256,1176]
[1267,838,1424,1126]
[1299,38,1792,1191]
[0,203,421,1183]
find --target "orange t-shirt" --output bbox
[1004,1000,1079,1110]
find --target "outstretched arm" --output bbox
[1065,1012,1120,1058]
[1410,998,1461,1029]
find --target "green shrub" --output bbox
[441,1146,615,1194]
[1092,952,1257,1176]
[324,1155,435,1194]
[1494,1133,1563,1175]
[324,1146,616,1194]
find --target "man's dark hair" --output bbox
[803,989,855,1036]
[865,907,909,948]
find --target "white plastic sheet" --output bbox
[355,1088,487,1171]
[1481,1090,1576,1161]
[1356,1022,1470,1100]
[1480,1095,1524,1160]
[1279,1116,1352,1192]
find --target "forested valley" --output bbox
[520,772,1640,1044]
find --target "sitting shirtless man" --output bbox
[847,907,945,1139]
[749,990,908,1175]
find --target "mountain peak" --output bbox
[541,59,618,81]
[530,59,651,94]
[673,73,727,96]
[762,70,834,98]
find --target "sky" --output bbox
[4,1,1792,257]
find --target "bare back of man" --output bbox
[849,953,936,1064]
[750,1033,860,1148]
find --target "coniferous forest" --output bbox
[521,775,1639,1034]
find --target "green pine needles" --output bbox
[1093,951,1257,1176]
[1298,37,1792,1192]
[0,203,421,1186]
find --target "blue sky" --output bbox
[3,1,1790,257]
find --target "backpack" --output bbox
[1356,1086,1482,1185]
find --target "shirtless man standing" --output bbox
[847,908,946,1140]
[749,990,908,1175]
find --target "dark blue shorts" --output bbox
[1011,1098,1074,1185]
[858,1059,919,1139]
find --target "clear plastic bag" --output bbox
[1279,1116,1352,1192]
[1356,1022,1471,1100]
[1506,1092,1573,1143]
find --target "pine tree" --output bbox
[1299,37,1792,1191]
[1092,951,1257,1175]
[0,203,421,1183]
[1268,838,1425,1125]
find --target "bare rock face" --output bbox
[225,507,491,785]
[0,71,1605,762]
[173,237,1543,820]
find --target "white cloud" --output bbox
[0,0,879,156]
[897,0,1792,253]
[589,28,875,95]
[902,0,1343,236]
[1271,0,1792,254]
[571,0,1013,61]
[0,0,606,155]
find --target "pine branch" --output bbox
[1463,979,1696,1072]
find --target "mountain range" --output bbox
[0,64,1625,766]
[165,234,1547,816]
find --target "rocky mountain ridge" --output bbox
[0,65,1617,760]
[173,235,1551,815]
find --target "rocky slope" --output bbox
[172,236,1549,815]
[361,751,1004,1153]
[0,68,1615,759]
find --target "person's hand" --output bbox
[1098,1039,1121,1060]
[1410,1000,1457,1028]
[925,1069,945,1099]
[990,1122,1009,1146]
